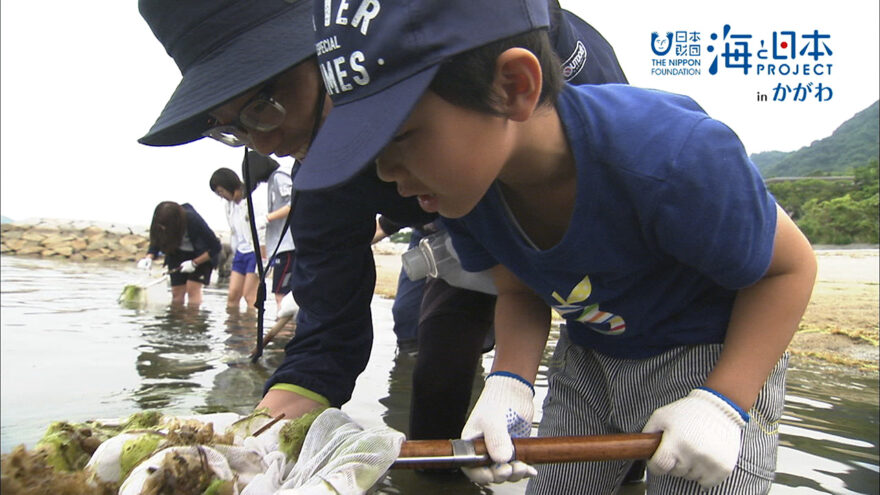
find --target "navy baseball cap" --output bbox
[138,0,315,147]
[295,0,550,190]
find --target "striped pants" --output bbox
[526,330,787,495]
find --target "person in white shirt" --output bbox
[244,150,297,311]
[210,167,266,309]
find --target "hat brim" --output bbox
[139,0,314,147]
[295,66,439,191]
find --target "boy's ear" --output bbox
[493,48,543,122]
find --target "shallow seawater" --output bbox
[1,256,877,494]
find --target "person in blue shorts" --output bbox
[139,201,222,306]
[297,0,818,493]
[209,167,265,309]
[243,150,297,311]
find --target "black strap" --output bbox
[244,155,303,362]
[242,148,268,361]
[246,83,322,362]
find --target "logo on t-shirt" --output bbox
[551,273,626,335]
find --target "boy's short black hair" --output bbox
[429,29,562,115]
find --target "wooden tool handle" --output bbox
[393,433,661,470]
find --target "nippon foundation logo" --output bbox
[649,24,835,103]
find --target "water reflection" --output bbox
[776,364,880,494]
[379,350,418,437]
[133,305,213,409]
[375,350,498,494]
[202,306,287,414]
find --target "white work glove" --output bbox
[178,260,197,273]
[460,372,537,484]
[136,257,152,270]
[278,292,299,319]
[643,387,748,489]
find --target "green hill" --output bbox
[752,100,879,178]
[750,151,789,172]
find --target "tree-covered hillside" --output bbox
[768,161,878,245]
[750,151,788,172]
[753,100,879,178]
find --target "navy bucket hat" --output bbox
[138,0,315,146]
[296,0,550,191]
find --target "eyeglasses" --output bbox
[203,84,286,147]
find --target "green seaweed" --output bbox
[1,445,118,495]
[122,410,163,431]
[35,422,105,472]
[118,284,145,304]
[119,433,163,480]
[36,426,90,472]
[202,478,235,495]
[278,407,326,463]
[227,408,274,439]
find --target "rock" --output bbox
[4,239,27,251]
[17,245,45,255]
[119,235,146,247]
[4,219,193,265]
[41,235,76,247]
[81,250,109,261]
[111,249,138,261]
[82,226,104,237]
[21,232,47,242]
[88,238,111,250]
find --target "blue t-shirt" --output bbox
[445,84,777,359]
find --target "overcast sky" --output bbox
[1,1,877,231]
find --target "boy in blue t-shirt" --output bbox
[297,0,817,493]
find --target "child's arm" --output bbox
[644,204,816,488]
[707,203,816,410]
[488,264,552,382]
[459,264,550,484]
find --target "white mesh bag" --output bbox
[272,408,405,495]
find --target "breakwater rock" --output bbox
[1,219,235,280]
[1,219,151,263]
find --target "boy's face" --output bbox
[375,91,512,218]
[209,59,330,160]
